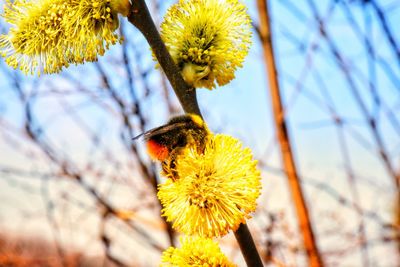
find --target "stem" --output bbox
[127,0,201,116]
[256,1,324,266]
[234,224,264,267]
[127,0,263,265]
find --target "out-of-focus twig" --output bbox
[256,1,324,266]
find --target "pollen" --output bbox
[59,0,122,64]
[161,236,236,267]
[0,0,72,75]
[158,134,262,237]
[0,0,130,75]
[160,0,252,89]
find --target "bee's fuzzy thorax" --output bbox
[189,114,205,128]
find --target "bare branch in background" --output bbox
[256,1,323,266]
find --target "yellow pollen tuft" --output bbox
[161,236,237,267]
[160,0,252,89]
[0,0,130,75]
[158,134,262,237]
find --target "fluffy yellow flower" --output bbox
[160,0,252,89]
[0,0,72,75]
[65,0,124,63]
[158,134,261,237]
[0,0,130,75]
[161,236,236,267]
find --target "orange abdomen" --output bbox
[146,140,169,161]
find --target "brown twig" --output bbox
[305,0,400,193]
[256,0,324,266]
[234,224,264,267]
[127,0,201,116]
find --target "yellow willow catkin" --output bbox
[158,134,261,237]
[0,0,130,75]
[161,236,237,267]
[160,0,252,89]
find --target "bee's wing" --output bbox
[132,122,188,141]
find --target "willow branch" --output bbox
[127,1,262,266]
[127,0,201,116]
[234,224,264,267]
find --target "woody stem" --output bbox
[127,0,201,116]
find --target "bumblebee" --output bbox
[133,114,209,180]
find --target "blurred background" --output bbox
[0,0,399,266]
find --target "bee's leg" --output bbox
[161,161,170,178]
[169,159,179,181]
[161,149,181,181]
[161,160,179,181]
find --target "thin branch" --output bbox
[305,0,400,192]
[120,23,176,246]
[127,0,201,116]
[369,0,400,68]
[256,1,324,266]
